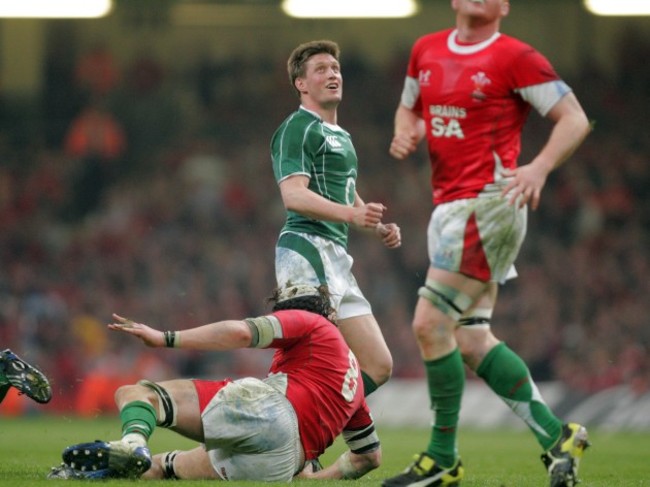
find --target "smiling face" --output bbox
[295,53,343,111]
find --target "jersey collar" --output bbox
[447,29,501,55]
[299,105,342,131]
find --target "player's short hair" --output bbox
[269,283,337,323]
[287,39,340,97]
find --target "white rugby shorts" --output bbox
[199,377,302,481]
[276,232,372,319]
[427,196,527,283]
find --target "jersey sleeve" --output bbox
[506,44,570,116]
[508,46,561,90]
[401,37,427,114]
[245,309,318,349]
[342,404,380,454]
[270,116,319,183]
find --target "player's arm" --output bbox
[297,422,382,480]
[389,74,426,161]
[107,314,253,350]
[279,174,385,229]
[536,92,591,173]
[299,448,381,480]
[353,190,401,248]
[502,91,590,209]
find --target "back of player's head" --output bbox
[269,283,337,323]
[287,39,340,97]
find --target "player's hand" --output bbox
[351,203,385,229]
[295,459,322,479]
[389,132,419,160]
[376,222,402,249]
[501,164,549,210]
[108,313,165,347]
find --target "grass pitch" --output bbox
[0,416,647,486]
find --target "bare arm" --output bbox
[297,449,381,480]
[389,104,426,160]
[502,92,591,210]
[279,175,386,230]
[107,314,252,350]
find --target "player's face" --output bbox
[296,53,342,108]
[453,0,509,23]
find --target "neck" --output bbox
[301,101,338,125]
[455,20,500,43]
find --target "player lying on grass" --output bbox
[0,348,51,405]
[48,284,381,481]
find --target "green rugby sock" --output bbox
[425,348,464,467]
[120,400,157,441]
[477,342,562,450]
[361,371,379,396]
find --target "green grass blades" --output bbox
[0,416,648,486]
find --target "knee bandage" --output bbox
[418,279,473,321]
[458,307,493,327]
[138,380,178,428]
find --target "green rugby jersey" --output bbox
[271,107,358,249]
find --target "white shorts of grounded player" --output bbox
[202,377,302,481]
[427,196,527,283]
[275,232,372,320]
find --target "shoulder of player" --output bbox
[271,109,321,145]
[413,28,453,49]
[496,32,543,58]
[283,109,324,133]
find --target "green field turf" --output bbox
[0,416,647,486]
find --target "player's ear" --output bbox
[295,77,306,94]
[501,0,510,17]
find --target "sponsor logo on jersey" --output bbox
[428,105,466,139]
[326,135,343,149]
[419,69,432,86]
[429,105,467,118]
[471,71,491,101]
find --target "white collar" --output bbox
[447,29,501,55]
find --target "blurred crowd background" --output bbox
[0,21,648,416]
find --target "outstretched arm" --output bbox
[108,314,253,350]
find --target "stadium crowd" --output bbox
[0,35,648,415]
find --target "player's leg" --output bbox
[0,348,52,404]
[384,200,497,487]
[337,313,392,395]
[458,289,589,486]
[145,446,219,480]
[458,287,563,449]
[383,268,484,487]
[116,379,204,446]
[60,378,202,479]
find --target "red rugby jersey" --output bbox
[403,28,564,203]
[267,309,373,460]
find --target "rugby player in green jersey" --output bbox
[270,40,401,397]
